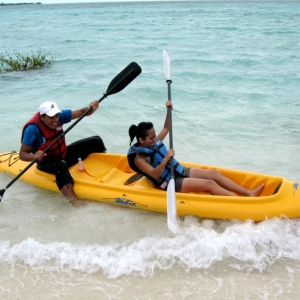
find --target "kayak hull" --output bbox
[1,152,299,221]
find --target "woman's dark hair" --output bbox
[129,122,153,145]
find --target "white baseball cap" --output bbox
[39,101,61,117]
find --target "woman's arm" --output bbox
[135,149,175,179]
[157,100,172,141]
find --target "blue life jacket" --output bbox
[127,139,184,189]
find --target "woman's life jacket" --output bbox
[127,138,184,189]
[21,112,67,161]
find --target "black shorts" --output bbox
[174,167,190,192]
[159,167,190,192]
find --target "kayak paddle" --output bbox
[163,50,178,234]
[0,62,142,201]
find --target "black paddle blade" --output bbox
[106,62,142,96]
[0,189,5,202]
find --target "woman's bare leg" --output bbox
[189,168,264,196]
[181,178,237,196]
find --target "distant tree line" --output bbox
[0,2,42,5]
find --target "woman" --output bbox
[127,100,264,197]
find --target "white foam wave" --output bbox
[1,217,300,279]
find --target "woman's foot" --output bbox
[249,183,265,197]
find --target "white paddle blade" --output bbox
[163,50,171,80]
[167,178,178,234]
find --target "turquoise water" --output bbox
[1,1,300,299]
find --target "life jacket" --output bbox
[127,139,184,189]
[21,112,67,161]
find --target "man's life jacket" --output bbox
[127,139,184,189]
[21,112,67,161]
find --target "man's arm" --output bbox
[71,100,99,120]
[19,125,45,162]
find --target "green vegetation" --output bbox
[0,50,54,73]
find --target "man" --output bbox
[20,100,106,205]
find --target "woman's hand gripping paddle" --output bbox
[0,62,142,202]
[163,50,179,234]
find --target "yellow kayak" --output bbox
[0,151,299,221]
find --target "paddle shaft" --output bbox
[167,79,174,178]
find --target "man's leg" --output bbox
[55,160,82,206]
[64,136,107,167]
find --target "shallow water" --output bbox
[1,1,300,299]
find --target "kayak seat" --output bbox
[116,158,134,173]
[100,168,133,185]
